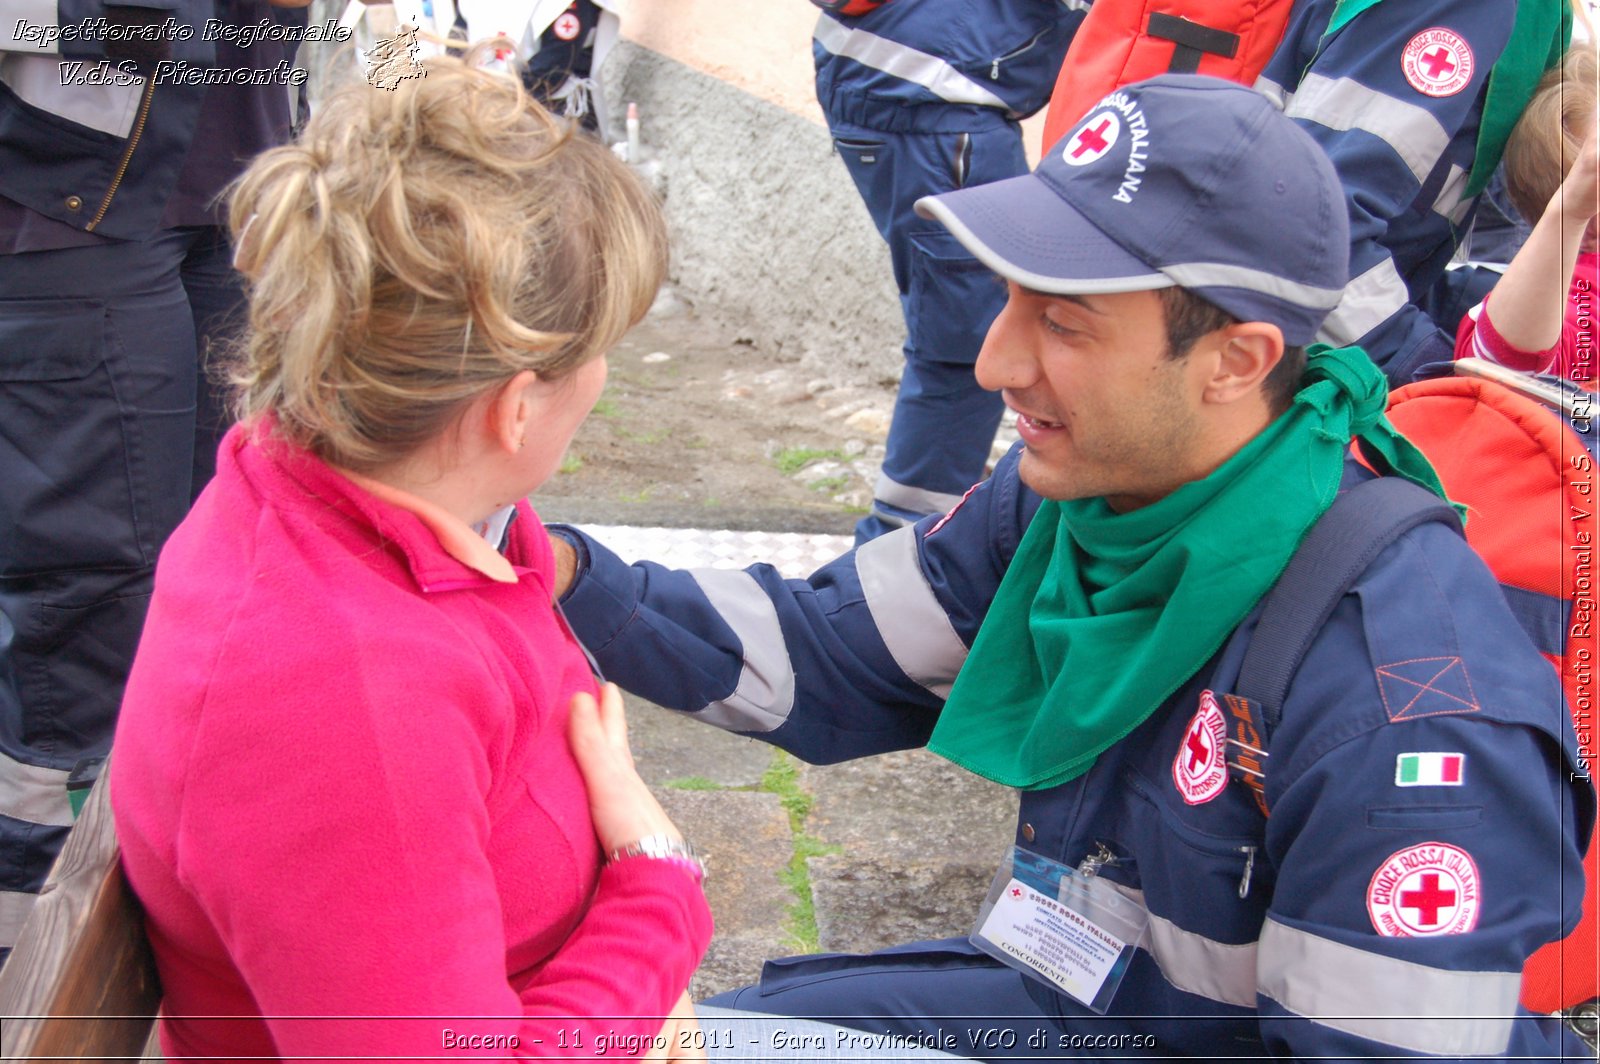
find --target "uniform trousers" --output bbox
[0,225,241,960]
[829,118,1025,543]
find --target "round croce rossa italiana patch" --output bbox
[1401,28,1474,97]
[1063,110,1121,167]
[1367,842,1481,936]
[1173,689,1228,805]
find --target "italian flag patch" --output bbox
[1395,752,1465,787]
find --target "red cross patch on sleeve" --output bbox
[1367,842,1480,936]
[1401,28,1474,98]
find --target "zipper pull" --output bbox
[1077,841,1117,878]
[990,58,1001,79]
[1237,845,1256,899]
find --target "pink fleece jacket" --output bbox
[111,421,711,1062]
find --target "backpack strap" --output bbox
[1224,477,1463,815]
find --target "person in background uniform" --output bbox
[0,0,307,964]
[521,0,602,132]
[1039,0,1569,385]
[811,0,1083,542]
[1413,172,1530,342]
[1253,0,1568,382]
[549,76,1593,1059]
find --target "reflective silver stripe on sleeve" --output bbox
[1253,75,1288,111]
[1284,73,1450,187]
[0,54,143,137]
[1431,164,1472,225]
[1314,257,1409,347]
[814,14,1009,110]
[1258,917,1519,1056]
[0,751,73,828]
[1162,261,1344,311]
[874,473,967,519]
[688,568,795,733]
[0,890,38,949]
[1104,882,1258,1007]
[856,527,968,699]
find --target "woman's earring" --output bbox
[516,435,526,451]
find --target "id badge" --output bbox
[969,846,1148,1014]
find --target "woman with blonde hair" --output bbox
[108,55,711,1059]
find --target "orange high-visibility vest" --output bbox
[1041,0,1297,151]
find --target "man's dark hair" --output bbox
[1157,287,1305,416]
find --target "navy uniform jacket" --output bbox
[1258,0,1521,378]
[0,0,303,241]
[812,0,1081,134]
[557,445,1593,1060]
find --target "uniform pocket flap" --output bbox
[0,299,107,381]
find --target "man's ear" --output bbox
[485,370,541,455]
[1203,322,1284,405]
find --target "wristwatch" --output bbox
[608,833,707,885]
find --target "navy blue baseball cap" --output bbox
[915,75,1349,346]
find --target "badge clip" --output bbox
[970,846,1149,1014]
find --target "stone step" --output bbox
[799,751,1016,955]
[625,691,1017,998]
[656,789,794,1002]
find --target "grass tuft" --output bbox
[758,750,838,952]
[773,447,847,476]
[808,475,852,494]
[662,775,726,791]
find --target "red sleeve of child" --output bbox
[1454,291,1561,374]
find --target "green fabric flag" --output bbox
[1324,0,1382,39]
[927,345,1449,791]
[1465,0,1571,198]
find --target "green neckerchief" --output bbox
[927,345,1448,790]
[1324,0,1570,200]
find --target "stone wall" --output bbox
[602,41,903,383]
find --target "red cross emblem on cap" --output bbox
[1063,111,1121,167]
[1367,842,1480,936]
[1402,28,1474,98]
